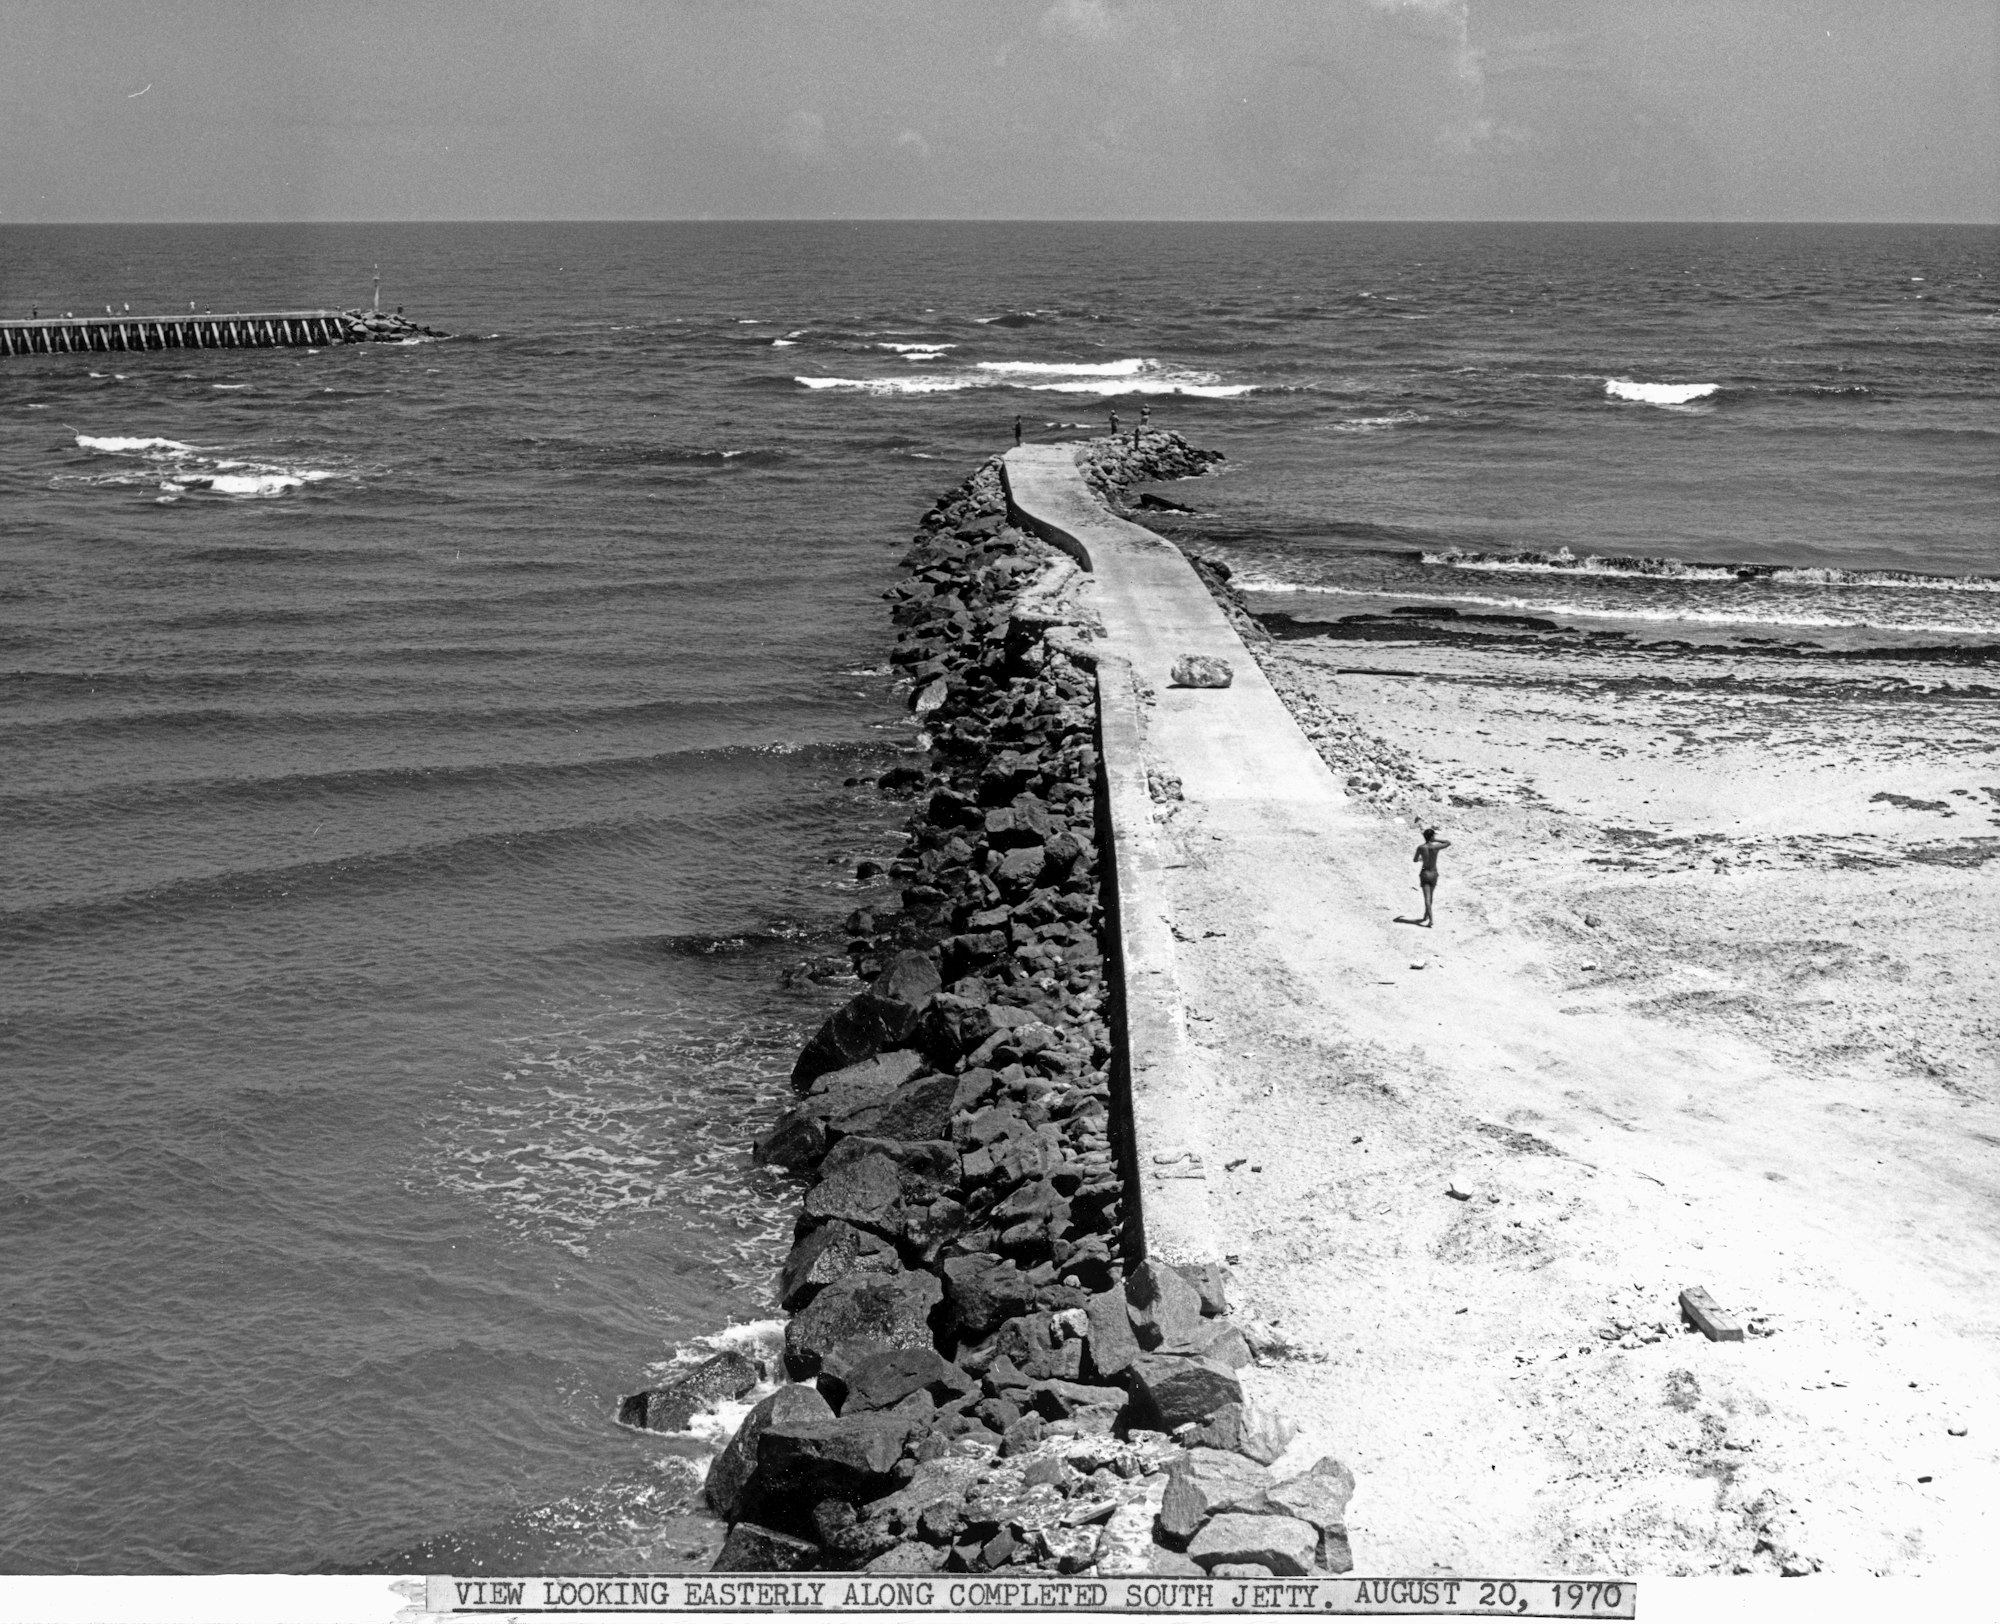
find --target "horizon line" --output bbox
[2,216,1996,229]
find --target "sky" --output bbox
[1,0,1995,223]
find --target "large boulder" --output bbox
[941,1254,1035,1341]
[833,1073,960,1144]
[808,1050,930,1107]
[1186,1513,1317,1576]
[1085,1286,1142,1379]
[713,1521,820,1572]
[916,994,998,1069]
[752,1107,829,1171]
[801,1151,903,1234]
[823,1346,977,1414]
[617,1350,760,1433]
[785,1268,944,1381]
[755,1409,928,1507]
[792,953,942,1090]
[778,1221,900,1313]
[757,1051,930,1168]
[1176,1400,1296,1464]
[1263,1456,1357,1571]
[1127,1259,1205,1351]
[1125,1353,1243,1431]
[706,1383,836,1521]
[816,1136,959,1203]
[1157,1448,1274,1541]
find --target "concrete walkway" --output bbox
[1002,443,1380,1272]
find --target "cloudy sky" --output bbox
[3,0,1995,222]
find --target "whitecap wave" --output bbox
[1329,412,1428,433]
[1424,547,1743,583]
[1030,377,1254,397]
[797,357,1254,398]
[796,374,978,394]
[1605,378,1720,406]
[879,342,955,354]
[1237,578,1997,637]
[71,429,341,498]
[770,339,796,347]
[1423,547,2000,594]
[975,357,1150,376]
[76,434,198,454]
[166,471,330,497]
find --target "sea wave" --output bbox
[76,434,198,454]
[797,365,1253,398]
[878,342,955,354]
[1421,547,2000,594]
[974,358,1150,376]
[797,374,977,395]
[1605,378,1720,406]
[1237,578,2000,636]
[68,429,343,499]
[163,471,330,497]
[1328,411,1428,433]
[1032,377,1254,397]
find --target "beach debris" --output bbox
[1679,1284,1746,1342]
[1446,1175,1474,1200]
[1170,654,1234,689]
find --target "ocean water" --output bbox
[2,220,1995,1574]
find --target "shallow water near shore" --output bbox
[1,221,1995,1573]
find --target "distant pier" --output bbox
[0,307,440,357]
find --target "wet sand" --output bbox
[1155,611,1999,1576]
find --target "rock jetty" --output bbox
[622,432,1360,1577]
[340,308,445,341]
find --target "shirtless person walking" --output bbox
[1413,827,1451,927]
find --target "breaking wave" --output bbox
[1605,378,1720,406]
[66,429,342,499]
[1328,412,1429,433]
[75,434,198,454]
[1237,578,1997,637]
[974,358,1150,376]
[1421,547,2000,593]
[796,355,1254,398]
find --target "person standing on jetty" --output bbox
[1109,407,1120,437]
[1014,414,1023,446]
[1413,827,1451,927]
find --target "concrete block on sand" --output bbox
[1680,1284,1745,1342]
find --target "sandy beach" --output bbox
[1140,604,1999,1576]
